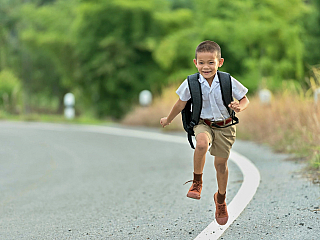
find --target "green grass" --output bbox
[0,111,111,126]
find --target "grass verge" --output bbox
[236,92,320,184]
[0,111,111,125]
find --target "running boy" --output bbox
[160,40,249,225]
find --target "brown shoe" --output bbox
[186,180,202,199]
[214,192,228,225]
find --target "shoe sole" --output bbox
[187,192,201,200]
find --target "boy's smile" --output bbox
[193,52,224,84]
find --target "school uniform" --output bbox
[176,73,248,158]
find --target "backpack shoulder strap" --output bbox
[187,73,202,128]
[216,70,239,127]
[217,71,232,114]
[184,72,201,149]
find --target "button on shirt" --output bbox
[176,73,248,121]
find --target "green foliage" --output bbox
[303,0,320,66]
[0,69,21,112]
[311,151,320,169]
[168,0,194,10]
[0,69,20,95]
[156,0,308,92]
[10,0,77,113]
[19,0,76,86]
[0,0,319,119]
[74,0,166,119]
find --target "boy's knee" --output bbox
[196,141,208,152]
[195,133,209,152]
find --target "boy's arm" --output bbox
[228,96,249,113]
[160,99,187,127]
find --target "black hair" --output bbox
[195,40,221,59]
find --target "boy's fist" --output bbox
[228,101,241,112]
[160,117,170,127]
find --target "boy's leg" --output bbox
[194,133,210,174]
[209,126,235,225]
[214,156,228,195]
[187,132,210,199]
[213,156,229,225]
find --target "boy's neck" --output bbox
[204,73,216,87]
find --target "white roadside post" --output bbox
[258,89,272,105]
[314,88,320,105]
[139,90,152,107]
[64,93,75,120]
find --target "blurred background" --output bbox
[0,0,319,178]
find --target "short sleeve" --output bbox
[176,79,191,101]
[231,76,248,101]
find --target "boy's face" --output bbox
[193,51,224,82]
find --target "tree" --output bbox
[303,0,320,67]
[155,0,309,91]
[1,0,318,118]
[15,0,77,113]
[74,0,166,118]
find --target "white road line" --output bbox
[2,122,260,239]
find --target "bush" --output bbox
[0,69,22,113]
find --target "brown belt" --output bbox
[202,117,232,127]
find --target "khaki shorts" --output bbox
[193,119,236,158]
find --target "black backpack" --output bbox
[181,71,239,149]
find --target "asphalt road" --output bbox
[223,140,319,240]
[0,121,319,240]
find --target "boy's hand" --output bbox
[228,101,241,113]
[160,117,170,127]
[228,96,249,113]
[160,99,187,128]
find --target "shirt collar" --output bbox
[213,73,219,83]
[198,74,206,83]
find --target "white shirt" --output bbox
[176,73,248,121]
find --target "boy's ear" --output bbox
[219,58,224,67]
[193,59,197,66]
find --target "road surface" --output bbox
[0,121,318,239]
